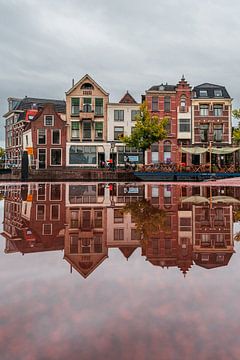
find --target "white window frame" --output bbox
[51,129,61,145]
[37,148,46,169]
[50,184,62,201]
[37,129,46,145]
[50,148,62,166]
[42,224,52,235]
[36,204,46,221]
[44,115,54,126]
[50,204,60,221]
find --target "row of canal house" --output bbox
[1,183,236,278]
[4,74,233,169]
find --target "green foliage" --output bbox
[123,199,167,241]
[233,109,240,120]
[0,147,5,159]
[233,128,240,144]
[121,101,168,152]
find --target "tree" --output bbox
[120,101,168,164]
[123,199,168,248]
[232,109,240,144]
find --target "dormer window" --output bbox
[214,89,223,97]
[81,83,94,90]
[199,90,208,97]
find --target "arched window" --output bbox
[164,141,171,163]
[180,96,186,112]
[81,83,94,90]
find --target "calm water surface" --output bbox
[1,181,240,360]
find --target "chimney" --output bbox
[72,78,75,87]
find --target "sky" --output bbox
[0,0,240,146]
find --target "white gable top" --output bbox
[65,74,109,96]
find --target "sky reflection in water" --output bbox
[0,182,240,360]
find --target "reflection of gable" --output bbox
[194,251,234,269]
[64,253,108,278]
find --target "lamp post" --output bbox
[110,141,115,171]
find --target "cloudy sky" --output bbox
[0,0,240,144]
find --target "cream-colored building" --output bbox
[107,92,142,166]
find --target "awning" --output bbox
[181,146,240,155]
[181,147,208,155]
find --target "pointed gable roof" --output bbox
[119,246,138,259]
[65,74,109,96]
[119,91,137,104]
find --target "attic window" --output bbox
[44,115,54,126]
[214,89,223,97]
[81,83,94,90]
[199,90,208,97]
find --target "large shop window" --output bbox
[69,146,97,165]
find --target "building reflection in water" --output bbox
[1,182,239,278]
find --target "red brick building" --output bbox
[23,103,67,169]
[144,76,192,165]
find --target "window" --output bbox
[69,145,96,164]
[70,235,78,253]
[152,152,159,163]
[51,149,62,166]
[82,121,92,140]
[200,105,209,116]
[71,98,80,115]
[95,122,103,140]
[94,210,103,228]
[131,228,141,240]
[164,96,171,112]
[151,186,159,197]
[179,218,191,231]
[50,184,61,200]
[179,119,190,132]
[37,184,46,201]
[95,98,103,116]
[200,124,209,142]
[180,97,186,112]
[26,135,29,146]
[152,97,158,111]
[42,224,52,235]
[38,149,46,169]
[44,115,54,126]
[214,89,222,97]
[114,209,124,223]
[52,129,60,144]
[199,90,208,97]
[71,121,80,139]
[114,228,124,241]
[131,110,139,121]
[201,254,210,262]
[51,205,60,220]
[81,83,94,90]
[114,110,124,121]
[83,98,92,112]
[114,126,124,140]
[36,205,45,220]
[213,125,223,142]
[38,129,46,144]
[70,211,79,228]
[165,118,171,134]
[213,105,223,116]
[164,141,171,162]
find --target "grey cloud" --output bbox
[0,0,240,144]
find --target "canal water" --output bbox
[1,182,240,360]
